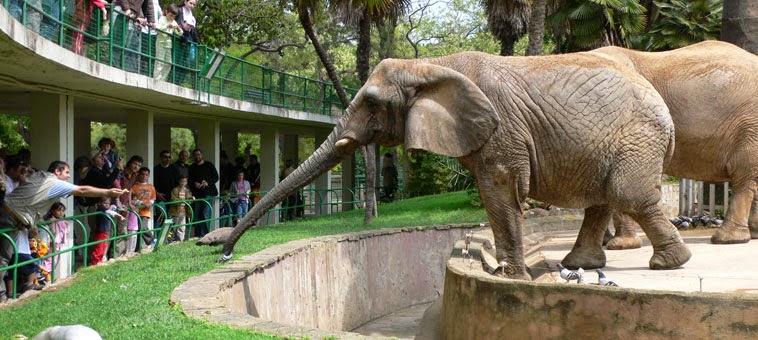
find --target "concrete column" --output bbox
[221,128,238,158]
[260,127,280,224]
[126,110,154,177]
[314,129,331,216]
[282,134,299,164]
[724,182,730,214]
[697,181,704,216]
[342,152,355,212]
[709,183,716,215]
[153,123,171,163]
[679,179,685,216]
[29,93,75,279]
[197,120,221,230]
[74,119,91,159]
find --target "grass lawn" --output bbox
[0,191,487,339]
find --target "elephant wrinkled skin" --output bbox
[592,41,758,247]
[220,51,692,280]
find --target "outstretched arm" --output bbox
[74,185,125,198]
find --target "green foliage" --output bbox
[236,133,260,158]
[0,114,29,153]
[466,187,482,207]
[629,0,722,51]
[403,150,474,197]
[90,122,126,157]
[170,128,196,158]
[0,192,485,339]
[547,0,648,52]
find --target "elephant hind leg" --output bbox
[712,178,756,244]
[750,197,758,239]
[606,210,643,250]
[561,205,610,270]
[627,204,691,269]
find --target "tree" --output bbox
[547,0,647,52]
[526,0,547,55]
[721,0,757,54]
[480,0,530,55]
[632,0,722,51]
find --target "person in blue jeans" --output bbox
[228,170,250,226]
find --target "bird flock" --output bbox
[557,263,619,286]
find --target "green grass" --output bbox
[0,192,486,339]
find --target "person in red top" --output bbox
[131,167,156,250]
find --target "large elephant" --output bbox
[220,51,692,280]
[590,41,758,248]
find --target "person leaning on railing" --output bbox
[0,161,124,302]
[173,0,198,86]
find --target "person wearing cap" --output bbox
[1,160,124,300]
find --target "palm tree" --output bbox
[527,0,548,55]
[547,0,647,52]
[481,0,530,55]
[635,0,722,51]
[722,0,756,54]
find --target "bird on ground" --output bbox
[596,269,619,287]
[576,268,588,284]
[557,263,582,283]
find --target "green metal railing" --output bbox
[0,187,365,299]
[1,0,356,116]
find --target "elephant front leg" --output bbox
[750,197,758,239]
[712,179,756,244]
[629,204,691,269]
[477,178,531,280]
[606,211,643,250]
[561,205,610,269]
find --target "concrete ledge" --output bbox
[171,223,489,339]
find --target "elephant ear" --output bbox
[404,63,499,158]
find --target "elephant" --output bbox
[589,40,758,248]
[219,51,692,280]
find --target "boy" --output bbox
[131,167,157,250]
[90,197,125,266]
[169,175,193,242]
[154,4,183,81]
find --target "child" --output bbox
[131,167,157,250]
[40,202,67,285]
[228,170,251,226]
[169,175,193,242]
[154,4,183,81]
[4,223,44,295]
[90,197,124,266]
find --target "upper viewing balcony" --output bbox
[0,0,356,125]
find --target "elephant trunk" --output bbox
[221,121,357,258]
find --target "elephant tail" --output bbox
[662,125,675,171]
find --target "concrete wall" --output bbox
[171,223,486,339]
[440,263,758,339]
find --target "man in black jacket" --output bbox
[188,148,218,237]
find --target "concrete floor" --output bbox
[353,228,758,339]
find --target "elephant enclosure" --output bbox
[172,214,758,339]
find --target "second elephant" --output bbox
[592,41,758,248]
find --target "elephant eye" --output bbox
[366,98,379,111]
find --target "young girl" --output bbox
[169,175,193,242]
[42,203,68,276]
[228,170,251,226]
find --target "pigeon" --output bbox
[557,263,581,283]
[577,268,588,284]
[596,269,619,287]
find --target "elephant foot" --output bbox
[649,242,691,270]
[602,229,614,246]
[561,247,606,270]
[710,223,750,244]
[503,264,532,281]
[606,235,643,250]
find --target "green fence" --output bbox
[1,0,356,116]
[0,187,365,299]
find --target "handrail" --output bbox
[0,187,365,299]
[0,0,357,116]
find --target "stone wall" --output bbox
[440,256,758,340]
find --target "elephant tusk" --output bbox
[335,138,351,148]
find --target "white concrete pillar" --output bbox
[29,93,75,279]
[282,134,299,164]
[724,182,730,214]
[126,110,155,177]
[697,181,704,216]
[260,127,280,224]
[314,129,331,216]
[197,120,221,230]
[221,128,238,158]
[342,152,355,212]
[153,123,171,163]
[679,178,685,216]
[74,119,91,159]
[709,183,716,215]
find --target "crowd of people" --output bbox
[0,139,266,303]
[6,0,202,85]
